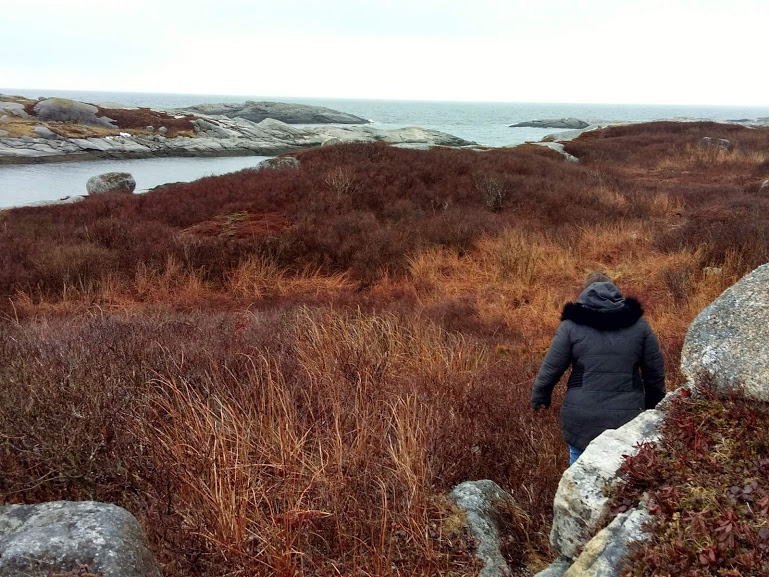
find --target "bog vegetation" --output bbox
[2,121,769,576]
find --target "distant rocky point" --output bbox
[180,101,369,125]
[0,95,475,163]
[510,118,590,129]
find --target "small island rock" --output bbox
[510,118,589,129]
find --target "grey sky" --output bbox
[2,0,766,105]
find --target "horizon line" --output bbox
[2,87,768,110]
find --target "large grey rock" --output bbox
[34,98,115,127]
[86,172,137,195]
[261,155,300,170]
[448,480,516,577]
[562,508,652,577]
[0,102,29,118]
[511,118,589,129]
[699,136,732,151]
[550,410,663,560]
[181,100,369,124]
[0,501,162,577]
[681,263,769,401]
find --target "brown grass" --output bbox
[2,123,769,576]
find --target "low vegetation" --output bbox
[612,385,769,576]
[1,121,769,576]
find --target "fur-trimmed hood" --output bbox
[561,282,644,331]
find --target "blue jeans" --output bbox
[569,445,583,466]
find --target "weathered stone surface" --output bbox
[550,410,663,560]
[510,118,589,129]
[699,136,732,151]
[0,129,8,137]
[534,557,573,577]
[1,114,11,123]
[563,508,651,577]
[261,156,300,170]
[182,100,369,124]
[34,98,115,127]
[448,480,516,577]
[86,172,137,195]
[32,126,59,139]
[681,263,769,401]
[0,501,162,577]
[1,109,473,164]
[0,102,29,118]
[299,124,473,148]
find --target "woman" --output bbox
[531,273,666,466]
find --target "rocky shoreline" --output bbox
[0,95,475,164]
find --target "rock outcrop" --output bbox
[549,410,663,560]
[32,126,59,140]
[0,108,474,164]
[0,101,29,118]
[449,480,518,577]
[86,172,137,195]
[181,100,369,124]
[680,262,769,402]
[33,98,116,127]
[698,136,732,151]
[561,508,652,577]
[511,118,589,129]
[0,501,162,577]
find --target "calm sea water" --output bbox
[3,88,769,208]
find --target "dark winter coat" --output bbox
[531,282,666,451]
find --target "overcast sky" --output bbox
[2,0,766,105]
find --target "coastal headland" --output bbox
[0,95,475,163]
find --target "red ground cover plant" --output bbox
[96,106,197,136]
[611,385,769,576]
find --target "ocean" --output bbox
[2,88,769,208]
